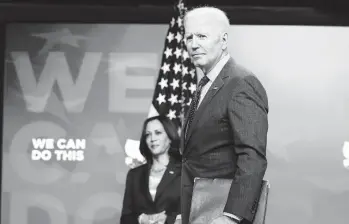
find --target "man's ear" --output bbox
[221,32,228,50]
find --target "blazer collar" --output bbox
[145,158,180,203]
[154,160,179,202]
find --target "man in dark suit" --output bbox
[176,6,269,224]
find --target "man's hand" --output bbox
[210,215,239,224]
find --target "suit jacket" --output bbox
[120,158,182,224]
[180,58,268,224]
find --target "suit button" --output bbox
[182,158,187,163]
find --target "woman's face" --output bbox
[145,119,171,157]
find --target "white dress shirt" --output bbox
[149,169,166,201]
[177,53,242,222]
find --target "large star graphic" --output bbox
[31,28,88,56]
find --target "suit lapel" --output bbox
[154,161,179,202]
[183,58,235,153]
[184,77,224,147]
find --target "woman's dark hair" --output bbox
[139,115,181,164]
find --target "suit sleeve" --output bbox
[223,76,268,222]
[120,169,140,224]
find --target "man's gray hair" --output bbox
[183,6,230,33]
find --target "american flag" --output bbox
[148,0,197,127]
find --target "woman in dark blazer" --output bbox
[120,115,182,224]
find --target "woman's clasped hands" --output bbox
[139,211,167,224]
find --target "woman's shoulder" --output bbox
[168,159,182,172]
[128,163,148,175]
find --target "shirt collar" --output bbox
[204,53,231,83]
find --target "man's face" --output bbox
[184,16,225,72]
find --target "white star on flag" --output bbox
[182,65,188,76]
[174,47,182,58]
[156,93,166,105]
[167,32,174,43]
[177,17,182,27]
[164,47,173,58]
[167,109,177,120]
[182,82,187,90]
[173,63,181,74]
[189,83,196,94]
[170,18,176,27]
[190,69,196,78]
[158,78,168,89]
[182,50,189,60]
[168,94,178,105]
[170,78,180,90]
[175,32,182,43]
[161,63,171,74]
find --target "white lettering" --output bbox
[108,53,157,113]
[32,138,54,149]
[9,121,66,185]
[56,139,86,150]
[11,51,102,113]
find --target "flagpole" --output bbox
[177,0,197,128]
[178,0,186,126]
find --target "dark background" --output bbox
[0,0,342,7]
[0,0,348,25]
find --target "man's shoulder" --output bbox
[225,62,264,87]
[222,63,268,102]
[230,62,257,80]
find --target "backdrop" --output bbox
[1,23,349,224]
